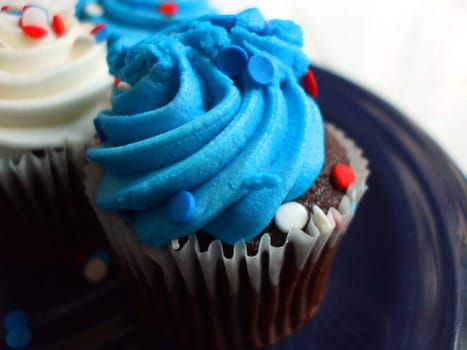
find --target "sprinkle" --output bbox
[210,15,236,29]
[22,25,48,39]
[90,23,108,43]
[3,310,28,331]
[247,54,274,86]
[302,68,318,98]
[52,15,66,36]
[113,77,120,87]
[331,164,356,190]
[167,191,196,225]
[217,45,248,77]
[117,81,131,92]
[170,239,180,250]
[84,3,104,17]
[20,5,49,39]
[6,327,32,349]
[158,2,178,17]
[83,257,109,283]
[1,6,9,11]
[7,10,22,16]
[274,201,309,233]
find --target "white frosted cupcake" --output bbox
[0,0,112,156]
[0,0,112,263]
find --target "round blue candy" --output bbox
[3,310,28,332]
[217,45,249,77]
[247,55,275,86]
[167,191,196,225]
[6,327,32,349]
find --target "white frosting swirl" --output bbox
[0,0,112,156]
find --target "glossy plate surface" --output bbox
[1,67,466,349]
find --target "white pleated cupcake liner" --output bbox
[0,143,106,263]
[84,123,369,349]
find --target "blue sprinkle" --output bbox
[6,327,32,350]
[217,45,248,77]
[5,10,22,16]
[4,310,28,331]
[247,55,275,86]
[210,15,236,29]
[93,118,107,142]
[117,210,135,224]
[90,249,111,263]
[167,191,196,225]
[94,27,109,43]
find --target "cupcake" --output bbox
[76,0,216,48]
[85,8,369,349]
[0,1,112,263]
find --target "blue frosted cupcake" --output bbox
[85,8,369,349]
[76,0,216,48]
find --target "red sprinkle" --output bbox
[331,164,356,191]
[22,25,48,39]
[90,23,106,35]
[302,68,318,98]
[113,77,120,87]
[158,2,178,17]
[52,15,66,36]
[1,6,9,11]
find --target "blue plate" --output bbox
[1,67,466,349]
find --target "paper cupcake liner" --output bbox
[84,123,369,349]
[0,144,106,264]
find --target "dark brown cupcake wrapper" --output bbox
[84,123,369,349]
[0,145,106,264]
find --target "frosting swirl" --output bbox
[0,0,112,155]
[88,9,324,246]
[76,0,215,47]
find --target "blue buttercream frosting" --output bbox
[76,0,215,47]
[87,8,325,246]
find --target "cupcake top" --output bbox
[88,8,324,246]
[76,0,216,48]
[0,0,112,156]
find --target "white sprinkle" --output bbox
[274,201,309,233]
[170,239,180,250]
[83,258,108,283]
[85,3,104,17]
[117,81,131,92]
[22,6,49,28]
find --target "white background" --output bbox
[211,0,467,174]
